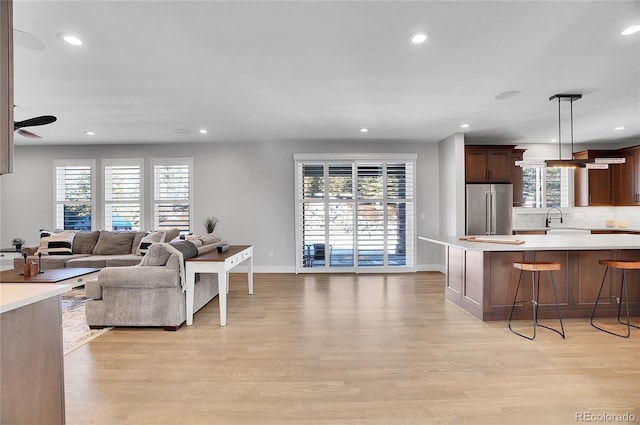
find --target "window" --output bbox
[522,167,571,208]
[295,154,416,272]
[103,159,143,231]
[54,160,95,230]
[152,158,192,233]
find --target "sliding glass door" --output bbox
[295,155,415,272]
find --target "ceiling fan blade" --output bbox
[14,115,57,129]
[16,129,42,139]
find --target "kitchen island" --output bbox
[420,234,640,321]
[1,284,70,424]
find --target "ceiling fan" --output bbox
[14,115,57,139]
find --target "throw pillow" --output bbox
[199,232,222,246]
[136,231,166,256]
[144,244,171,266]
[37,230,76,255]
[169,240,199,259]
[72,230,101,254]
[92,231,136,255]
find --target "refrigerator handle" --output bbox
[491,191,497,235]
[485,191,490,235]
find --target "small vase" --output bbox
[14,244,22,251]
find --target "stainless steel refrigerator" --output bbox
[465,184,513,235]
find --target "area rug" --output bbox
[62,288,112,355]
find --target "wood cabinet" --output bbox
[612,146,640,206]
[465,145,514,183]
[445,248,640,321]
[1,292,66,424]
[573,150,614,206]
[0,0,14,175]
[511,149,525,207]
[465,145,523,207]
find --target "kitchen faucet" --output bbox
[545,207,563,227]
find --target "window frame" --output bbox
[52,159,96,231]
[294,153,417,273]
[102,158,144,231]
[151,158,194,234]
[521,166,573,209]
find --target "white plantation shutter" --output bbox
[54,160,95,230]
[152,159,192,233]
[104,160,143,231]
[295,154,416,272]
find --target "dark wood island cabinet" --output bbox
[420,234,640,321]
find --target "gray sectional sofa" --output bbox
[85,239,223,330]
[16,228,181,270]
[18,228,225,330]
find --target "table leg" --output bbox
[185,270,195,326]
[218,270,227,327]
[248,253,254,295]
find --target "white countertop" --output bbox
[419,234,640,252]
[513,226,640,233]
[0,284,71,314]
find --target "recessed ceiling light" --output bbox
[408,31,430,45]
[199,129,208,134]
[84,131,95,136]
[494,90,522,100]
[360,128,369,133]
[551,138,557,142]
[57,33,83,46]
[622,25,640,36]
[460,124,470,129]
[614,126,626,131]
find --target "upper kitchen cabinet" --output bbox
[465,145,516,183]
[613,146,640,206]
[573,150,615,206]
[465,145,523,207]
[511,149,525,207]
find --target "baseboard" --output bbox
[231,264,445,274]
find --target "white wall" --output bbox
[0,140,444,272]
[438,133,465,236]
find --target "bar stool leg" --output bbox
[509,270,536,340]
[591,266,638,338]
[535,270,565,339]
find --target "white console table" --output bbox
[185,245,253,326]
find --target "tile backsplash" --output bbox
[513,206,640,230]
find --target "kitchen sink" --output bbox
[545,228,591,235]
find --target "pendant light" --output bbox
[516,94,625,168]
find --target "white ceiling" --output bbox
[11,0,640,147]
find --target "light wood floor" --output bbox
[65,272,640,425]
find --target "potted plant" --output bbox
[11,237,25,251]
[203,216,218,234]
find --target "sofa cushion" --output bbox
[106,254,143,268]
[163,228,180,243]
[72,230,101,254]
[37,230,76,255]
[136,231,166,256]
[145,244,171,266]
[131,231,145,254]
[169,240,198,259]
[17,254,91,270]
[65,255,110,268]
[93,231,136,255]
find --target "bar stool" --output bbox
[591,260,640,338]
[508,261,565,340]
